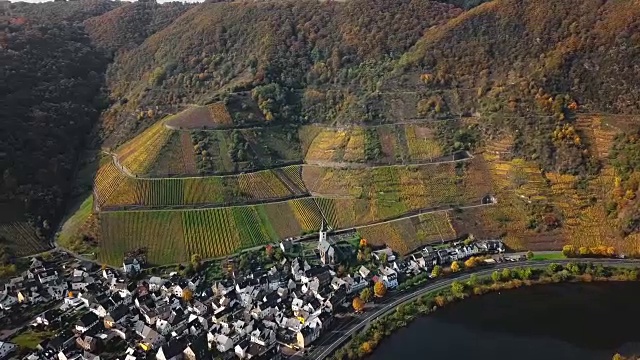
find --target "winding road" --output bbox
[305,258,640,360]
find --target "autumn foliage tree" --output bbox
[360,341,374,355]
[182,289,193,302]
[374,281,387,298]
[352,296,365,312]
[464,257,481,268]
[450,261,461,272]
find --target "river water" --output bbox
[369,282,640,360]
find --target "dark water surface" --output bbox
[369,282,640,360]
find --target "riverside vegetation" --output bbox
[332,263,640,360]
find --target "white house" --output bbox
[359,265,371,279]
[171,285,184,298]
[379,266,398,289]
[102,269,116,281]
[0,295,17,310]
[296,323,321,349]
[89,303,108,318]
[214,334,234,353]
[0,342,16,360]
[155,318,172,336]
[123,258,141,274]
[345,275,368,294]
[148,277,165,292]
[234,339,249,359]
[37,270,58,284]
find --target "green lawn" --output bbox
[531,252,566,261]
[13,330,55,350]
[57,195,94,253]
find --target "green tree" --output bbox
[360,288,372,303]
[273,249,284,262]
[467,274,478,286]
[566,262,582,275]
[379,252,388,265]
[451,281,465,296]
[191,253,202,270]
[239,255,250,270]
[520,267,533,280]
[547,263,562,274]
[562,244,575,257]
[491,270,501,283]
[431,265,442,278]
[265,245,274,259]
[501,268,512,281]
[578,246,590,256]
[526,250,534,259]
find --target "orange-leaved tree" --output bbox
[352,297,365,312]
[374,281,387,298]
[182,289,193,302]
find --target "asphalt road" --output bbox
[305,258,640,360]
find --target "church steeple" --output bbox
[319,219,327,243]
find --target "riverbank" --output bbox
[330,262,640,360]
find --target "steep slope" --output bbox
[0,0,121,23]
[100,0,463,144]
[0,18,110,252]
[84,1,194,54]
[398,0,640,113]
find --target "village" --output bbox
[0,225,505,360]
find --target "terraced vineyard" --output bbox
[358,211,457,254]
[94,161,138,209]
[95,160,308,210]
[0,222,48,256]
[303,124,447,164]
[89,115,499,266]
[182,208,241,259]
[147,132,198,177]
[98,198,325,266]
[117,120,173,175]
[404,125,442,160]
[303,163,478,207]
[99,210,187,265]
[305,128,349,162]
[165,103,233,130]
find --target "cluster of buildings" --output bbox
[3,227,506,360]
[0,255,69,313]
[8,248,366,360]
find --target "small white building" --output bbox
[123,258,141,274]
[379,266,398,289]
[0,342,16,360]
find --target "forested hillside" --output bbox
[0,0,195,259]
[84,1,193,54]
[0,17,110,243]
[398,0,640,113]
[99,0,463,143]
[5,0,640,261]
